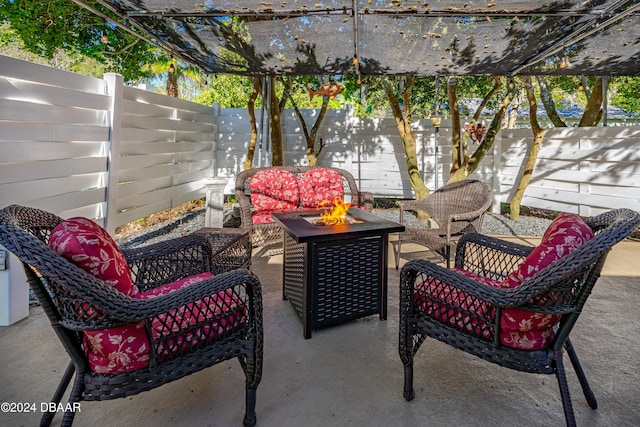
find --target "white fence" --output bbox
[2,54,640,324]
[219,108,640,217]
[0,55,215,234]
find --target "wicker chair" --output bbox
[395,179,493,269]
[399,208,640,427]
[0,205,263,427]
[235,166,374,247]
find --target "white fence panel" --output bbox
[111,85,217,229]
[0,56,110,222]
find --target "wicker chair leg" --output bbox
[445,245,451,268]
[40,361,74,427]
[403,362,415,401]
[242,387,258,427]
[554,356,577,427]
[565,339,598,409]
[395,239,402,270]
[59,367,85,427]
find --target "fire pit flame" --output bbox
[315,198,352,226]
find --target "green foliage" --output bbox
[0,23,107,77]
[193,74,254,108]
[1,0,158,83]
[610,76,640,114]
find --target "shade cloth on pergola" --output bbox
[75,0,640,77]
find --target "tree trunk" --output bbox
[243,77,262,170]
[306,96,329,166]
[510,77,545,221]
[448,77,514,182]
[280,77,330,167]
[448,77,462,177]
[382,77,429,201]
[268,76,284,166]
[166,68,179,98]
[536,76,566,127]
[507,88,522,128]
[579,77,604,127]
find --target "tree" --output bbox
[281,76,335,166]
[447,76,517,182]
[381,76,430,201]
[510,76,545,221]
[611,76,640,113]
[0,0,159,83]
[243,77,263,170]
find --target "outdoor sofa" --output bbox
[235,166,374,247]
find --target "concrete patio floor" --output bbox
[1,236,639,427]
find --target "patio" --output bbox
[1,236,639,426]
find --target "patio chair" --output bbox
[395,179,493,268]
[0,205,263,427]
[399,208,640,427]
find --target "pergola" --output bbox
[73,0,640,78]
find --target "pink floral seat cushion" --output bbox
[138,274,247,362]
[414,269,495,340]
[414,212,594,350]
[415,269,556,350]
[49,218,247,374]
[249,169,300,224]
[298,168,345,208]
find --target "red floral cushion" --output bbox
[251,210,302,225]
[414,269,495,340]
[138,273,247,361]
[249,169,299,223]
[298,168,345,208]
[81,272,247,373]
[414,269,557,350]
[49,217,138,296]
[501,212,594,288]
[494,212,594,349]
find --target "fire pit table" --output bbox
[271,209,404,339]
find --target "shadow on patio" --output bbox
[1,237,639,427]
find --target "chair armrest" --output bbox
[61,268,262,330]
[454,233,533,281]
[122,233,214,291]
[449,206,489,223]
[355,191,374,211]
[396,198,430,213]
[396,198,432,226]
[400,258,556,310]
[235,187,254,230]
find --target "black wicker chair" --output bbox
[399,208,640,427]
[0,205,263,427]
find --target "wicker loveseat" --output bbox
[235,166,374,246]
[399,208,640,427]
[0,205,263,427]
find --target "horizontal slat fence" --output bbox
[0,55,215,233]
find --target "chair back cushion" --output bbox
[501,212,595,288]
[298,168,345,208]
[496,212,594,349]
[249,169,300,223]
[49,217,148,373]
[49,217,138,296]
